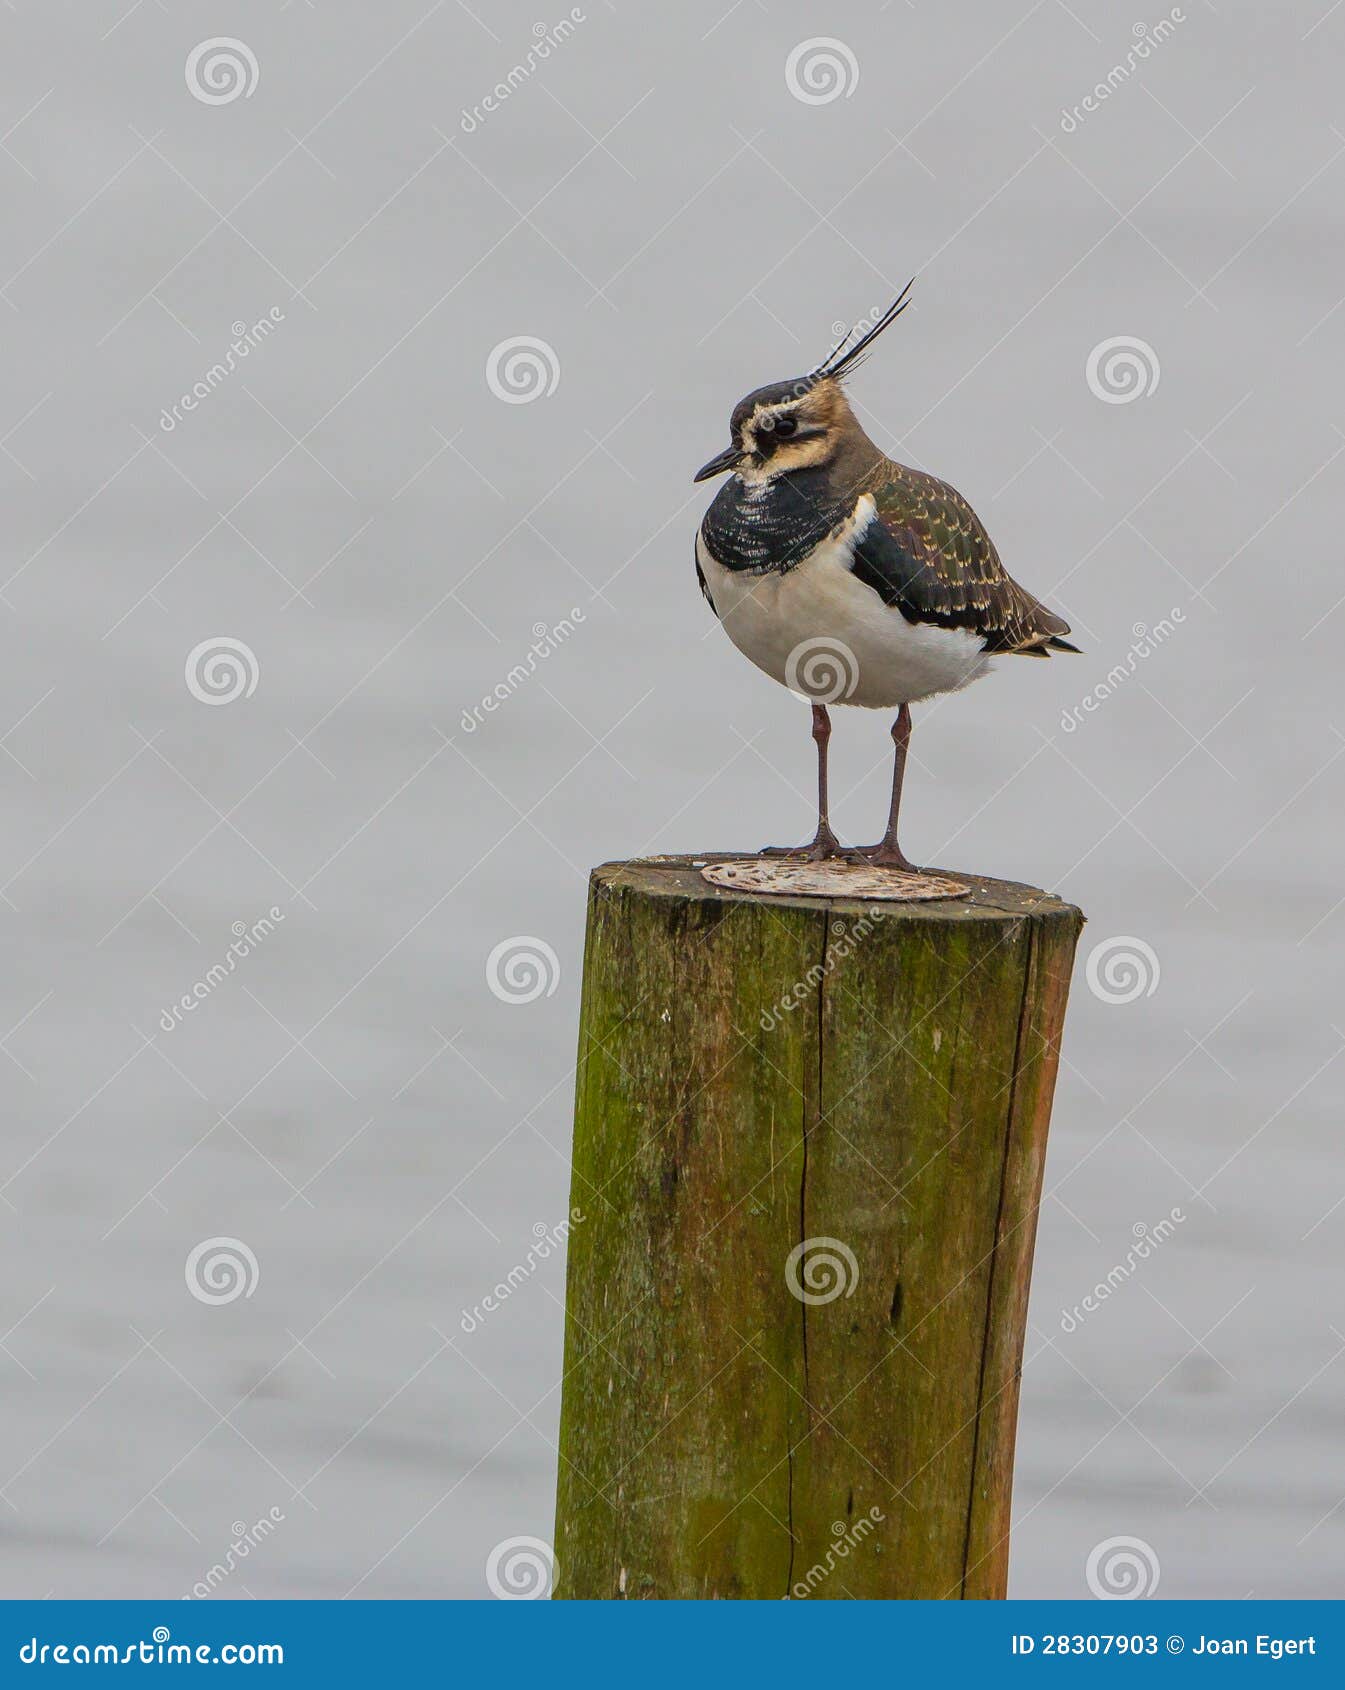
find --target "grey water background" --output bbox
[2,0,1342,1599]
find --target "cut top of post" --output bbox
[594,854,1082,927]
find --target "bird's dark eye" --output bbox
[771,414,798,438]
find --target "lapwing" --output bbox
[693,283,1078,869]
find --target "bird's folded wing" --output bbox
[853,467,1075,654]
[694,544,718,617]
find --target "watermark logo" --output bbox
[784,636,859,704]
[761,914,884,1031]
[486,936,561,1004]
[184,1509,285,1599]
[486,1535,556,1598]
[831,302,892,342]
[1086,1534,1160,1599]
[185,638,259,706]
[486,336,561,404]
[460,11,588,135]
[159,309,284,432]
[788,1509,885,1598]
[785,38,860,105]
[185,1237,260,1306]
[460,610,585,733]
[186,39,260,106]
[785,1237,859,1305]
[159,909,285,1032]
[1060,610,1185,732]
[1060,12,1186,134]
[1086,335,1160,404]
[1060,1208,1185,1332]
[460,1210,584,1333]
[1086,936,1160,1005]
[18,1629,281,1666]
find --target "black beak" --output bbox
[693,444,745,483]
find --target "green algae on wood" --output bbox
[554,856,1083,1600]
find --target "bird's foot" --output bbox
[849,843,920,872]
[758,826,846,862]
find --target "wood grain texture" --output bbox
[554,857,1083,1600]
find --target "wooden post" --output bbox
[554,856,1083,1600]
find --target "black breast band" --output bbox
[700,467,851,575]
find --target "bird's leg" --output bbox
[760,703,844,859]
[857,703,918,870]
[808,703,843,857]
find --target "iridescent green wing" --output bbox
[854,464,1074,653]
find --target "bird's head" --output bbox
[693,281,913,487]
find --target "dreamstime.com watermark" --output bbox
[19,1630,283,1666]
[485,935,561,1004]
[1085,1534,1161,1599]
[459,11,587,134]
[830,302,891,344]
[1060,610,1185,732]
[1059,11,1186,134]
[185,637,260,705]
[185,1237,260,1306]
[1059,1208,1185,1333]
[786,1509,886,1598]
[486,1536,556,1598]
[186,38,260,105]
[1086,334,1160,403]
[183,1509,286,1599]
[785,38,860,105]
[159,309,284,431]
[485,335,561,403]
[761,912,884,1030]
[784,635,860,704]
[1086,935,1160,1005]
[461,609,584,732]
[159,909,285,1031]
[460,1209,584,1333]
[785,1236,860,1305]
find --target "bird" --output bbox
[693,281,1078,870]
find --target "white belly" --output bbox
[697,506,991,709]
